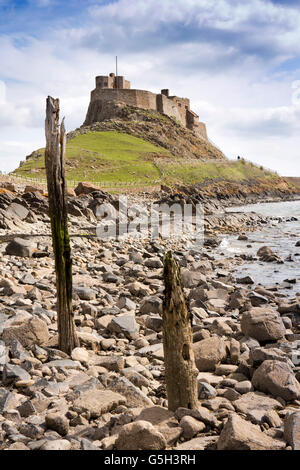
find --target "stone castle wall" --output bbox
[83,78,208,140]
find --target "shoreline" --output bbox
[0,182,300,451]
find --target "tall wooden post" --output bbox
[45,96,78,354]
[162,251,199,411]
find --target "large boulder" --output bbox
[73,286,97,301]
[252,360,300,401]
[74,182,102,196]
[45,413,69,436]
[108,315,139,340]
[73,390,126,418]
[6,203,29,220]
[234,391,282,424]
[75,181,105,196]
[193,336,227,372]
[139,296,162,315]
[5,238,37,257]
[217,413,285,450]
[241,307,286,342]
[257,246,281,262]
[2,317,49,349]
[284,411,300,450]
[108,377,153,408]
[176,435,218,450]
[0,279,27,296]
[115,421,166,450]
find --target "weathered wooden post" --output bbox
[45,96,78,354]
[162,251,198,411]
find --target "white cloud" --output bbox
[0,0,300,175]
[0,81,6,104]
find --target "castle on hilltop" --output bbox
[83,72,208,140]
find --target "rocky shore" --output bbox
[0,181,300,451]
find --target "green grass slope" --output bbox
[14,131,172,184]
[13,129,281,190]
[158,159,277,186]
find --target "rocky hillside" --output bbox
[13,104,226,185]
[67,103,226,161]
[12,102,300,199]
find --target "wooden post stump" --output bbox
[162,250,198,411]
[45,96,78,354]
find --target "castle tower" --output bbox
[95,72,131,90]
[83,73,207,140]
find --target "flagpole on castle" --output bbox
[116,56,118,89]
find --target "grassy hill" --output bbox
[12,105,295,195]
[13,129,279,188]
[14,131,171,184]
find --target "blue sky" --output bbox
[1,0,300,175]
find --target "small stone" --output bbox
[144,257,163,268]
[117,297,136,311]
[198,382,217,399]
[108,315,139,340]
[45,413,69,437]
[73,389,126,418]
[40,439,71,451]
[252,360,300,401]
[217,413,285,450]
[2,364,31,385]
[241,308,286,342]
[2,317,49,350]
[115,420,166,450]
[223,388,241,401]
[17,400,36,418]
[180,416,206,439]
[284,411,300,450]
[6,442,29,450]
[139,296,162,315]
[193,336,227,372]
[215,364,238,376]
[71,347,89,364]
[236,275,254,285]
[175,435,218,450]
[108,377,153,408]
[74,286,97,301]
[5,238,36,257]
[234,381,253,394]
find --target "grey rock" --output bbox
[140,296,162,315]
[252,360,300,401]
[108,315,139,340]
[40,439,72,450]
[45,413,69,436]
[117,296,136,311]
[233,391,282,424]
[180,416,205,439]
[5,238,36,257]
[115,420,166,450]
[73,286,96,300]
[193,336,227,372]
[73,389,126,418]
[217,413,285,450]
[108,377,153,408]
[241,307,286,342]
[284,411,300,450]
[198,381,217,399]
[145,315,163,332]
[2,364,31,385]
[0,342,8,365]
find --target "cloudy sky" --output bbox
[0,0,300,175]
